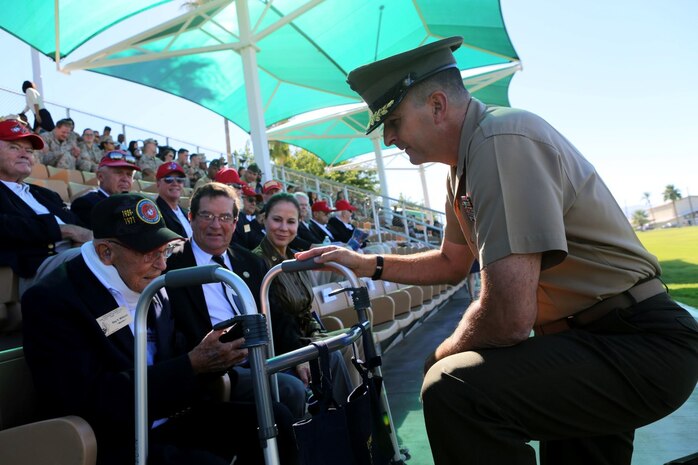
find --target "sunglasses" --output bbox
[162,176,186,184]
[104,150,137,164]
[229,183,244,189]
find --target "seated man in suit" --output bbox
[0,119,92,295]
[233,185,266,250]
[22,193,298,465]
[293,191,323,246]
[309,200,336,243]
[71,150,140,228]
[166,182,307,419]
[155,161,192,238]
[328,199,359,243]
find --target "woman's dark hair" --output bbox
[22,81,34,93]
[264,193,300,218]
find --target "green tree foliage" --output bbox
[631,209,650,229]
[282,147,379,193]
[663,184,682,222]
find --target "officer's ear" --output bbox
[429,90,448,124]
[95,241,114,265]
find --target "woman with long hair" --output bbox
[19,80,55,132]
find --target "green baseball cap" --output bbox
[347,36,463,134]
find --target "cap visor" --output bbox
[119,228,183,253]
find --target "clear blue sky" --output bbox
[1,0,696,215]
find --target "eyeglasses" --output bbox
[106,240,177,263]
[162,176,186,184]
[104,150,137,164]
[245,197,258,203]
[196,212,237,224]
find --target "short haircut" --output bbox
[264,192,300,219]
[409,67,468,106]
[55,119,72,128]
[190,182,240,218]
[293,191,309,202]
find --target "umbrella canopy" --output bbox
[267,63,520,165]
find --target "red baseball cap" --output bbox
[262,180,284,195]
[156,161,186,179]
[214,168,245,186]
[311,200,335,213]
[0,119,44,150]
[334,199,357,212]
[99,150,140,171]
[242,185,263,201]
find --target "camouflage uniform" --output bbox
[41,131,78,169]
[76,143,103,172]
[137,154,163,179]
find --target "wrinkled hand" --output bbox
[296,362,311,386]
[59,224,93,244]
[189,328,248,374]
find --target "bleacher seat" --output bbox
[44,179,71,203]
[80,171,97,185]
[47,166,84,184]
[68,182,93,202]
[30,164,49,179]
[136,180,156,192]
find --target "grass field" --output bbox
[636,226,698,308]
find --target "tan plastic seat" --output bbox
[80,171,97,185]
[47,166,84,184]
[45,179,71,203]
[30,163,49,179]
[68,182,93,202]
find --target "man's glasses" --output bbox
[163,176,186,184]
[196,212,237,224]
[104,150,137,164]
[106,240,177,263]
[245,197,258,203]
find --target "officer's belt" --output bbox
[534,278,666,336]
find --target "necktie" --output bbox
[211,254,244,315]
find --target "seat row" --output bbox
[310,276,465,353]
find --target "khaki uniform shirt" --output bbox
[445,98,660,325]
[137,154,163,178]
[193,175,212,192]
[76,143,103,172]
[41,132,77,169]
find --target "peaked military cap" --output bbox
[347,36,463,134]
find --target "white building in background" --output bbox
[649,196,698,227]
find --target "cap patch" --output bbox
[136,199,160,224]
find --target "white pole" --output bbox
[371,134,390,212]
[30,49,44,96]
[236,0,272,182]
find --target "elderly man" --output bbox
[22,193,298,465]
[0,119,92,295]
[293,191,323,246]
[193,158,226,191]
[166,183,307,419]
[308,200,336,243]
[71,150,140,228]
[233,184,265,250]
[40,118,81,169]
[327,198,358,243]
[155,161,192,238]
[298,37,698,465]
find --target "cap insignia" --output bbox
[136,199,160,224]
[367,99,394,129]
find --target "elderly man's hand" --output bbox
[188,328,248,374]
[59,224,93,245]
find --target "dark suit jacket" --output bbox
[70,189,107,228]
[0,181,83,277]
[297,221,323,246]
[156,196,190,238]
[165,240,267,351]
[327,216,354,243]
[21,256,199,465]
[233,214,265,250]
[309,219,334,243]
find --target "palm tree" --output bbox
[642,192,654,222]
[662,185,682,225]
[631,210,650,229]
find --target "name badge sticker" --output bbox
[96,306,132,337]
[244,224,251,233]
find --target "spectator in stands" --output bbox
[309,200,336,243]
[64,118,80,145]
[214,167,246,197]
[252,193,353,402]
[262,179,283,203]
[116,133,128,151]
[0,119,91,295]
[19,80,54,132]
[157,146,175,163]
[99,136,117,154]
[328,199,358,243]
[22,193,299,465]
[71,150,140,228]
[76,128,103,172]
[40,118,81,169]
[299,37,698,465]
[101,126,112,143]
[307,190,318,206]
[244,163,263,194]
[234,185,265,250]
[127,140,139,158]
[193,158,226,191]
[186,153,206,187]
[293,191,323,246]
[137,137,162,179]
[286,184,296,194]
[155,162,192,239]
[165,183,307,419]
[335,190,346,203]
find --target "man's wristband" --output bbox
[371,255,384,281]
